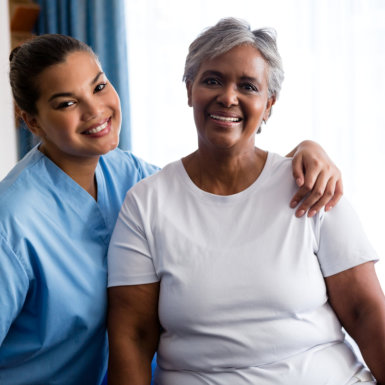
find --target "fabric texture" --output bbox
[108,152,377,385]
[0,146,158,385]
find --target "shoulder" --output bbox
[0,147,46,211]
[0,151,42,282]
[118,160,181,217]
[265,152,293,178]
[100,148,160,181]
[0,146,43,195]
[126,160,180,196]
[260,152,297,201]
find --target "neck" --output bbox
[182,146,267,195]
[39,145,99,200]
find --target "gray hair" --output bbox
[183,17,284,100]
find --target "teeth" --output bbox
[210,114,241,122]
[87,121,108,134]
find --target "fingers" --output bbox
[289,140,343,217]
[291,154,305,187]
[290,185,312,212]
[291,170,330,217]
[291,173,343,218]
[290,162,322,210]
[301,177,335,217]
[325,179,344,212]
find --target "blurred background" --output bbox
[1,0,384,286]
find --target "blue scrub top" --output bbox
[0,146,158,385]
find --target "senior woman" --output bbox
[107,18,385,384]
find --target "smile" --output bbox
[209,114,242,122]
[83,120,109,135]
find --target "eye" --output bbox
[203,77,221,86]
[95,82,107,92]
[240,82,258,92]
[56,100,76,109]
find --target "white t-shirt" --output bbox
[108,152,377,385]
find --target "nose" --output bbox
[81,100,101,121]
[216,85,238,107]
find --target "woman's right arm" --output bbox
[107,282,160,385]
[0,236,29,345]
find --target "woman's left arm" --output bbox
[287,140,343,218]
[325,261,385,384]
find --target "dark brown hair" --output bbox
[9,34,96,115]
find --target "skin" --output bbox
[288,140,343,217]
[108,283,160,385]
[22,51,121,199]
[13,42,345,384]
[326,262,385,384]
[19,52,342,213]
[182,45,274,194]
[107,45,384,384]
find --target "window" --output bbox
[126,0,385,285]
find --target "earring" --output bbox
[257,119,266,135]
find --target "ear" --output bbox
[20,111,43,137]
[263,95,276,121]
[186,81,193,107]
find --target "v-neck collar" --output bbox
[35,148,111,236]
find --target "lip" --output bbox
[208,111,243,125]
[82,117,112,137]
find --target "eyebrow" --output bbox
[199,70,222,79]
[199,70,260,84]
[47,71,105,102]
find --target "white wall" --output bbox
[0,0,17,179]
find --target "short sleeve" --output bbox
[316,197,378,277]
[107,192,159,287]
[0,234,29,344]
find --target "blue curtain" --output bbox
[19,0,131,158]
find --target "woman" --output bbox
[107,18,385,384]
[0,34,340,384]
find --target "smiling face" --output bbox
[187,44,275,153]
[23,51,121,166]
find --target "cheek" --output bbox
[109,88,121,113]
[114,95,121,113]
[39,115,68,138]
[193,104,206,128]
[249,101,268,119]
[192,95,208,120]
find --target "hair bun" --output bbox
[9,46,21,62]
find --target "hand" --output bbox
[288,140,343,218]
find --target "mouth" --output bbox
[82,118,111,135]
[209,114,242,123]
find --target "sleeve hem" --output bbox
[322,257,379,278]
[108,274,159,287]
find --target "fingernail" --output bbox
[325,205,332,212]
[308,210,316,217]
[296,178,303,187]
[290,201,298,208]
[296,209,305,217]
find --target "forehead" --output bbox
[36,51,102,96]
[197,45,268,81]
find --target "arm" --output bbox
[0,236,29,345]
[325,262,385,384]
[287,140,343,218]
[107,282,160,385]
